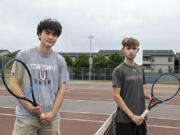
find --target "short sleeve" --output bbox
[13,50,28,80]
[15,50,27,63]
[59,57,69,84]
[12,61,25,80]
[112,67,122,88]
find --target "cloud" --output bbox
[0,0,180,64]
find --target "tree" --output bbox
[64,56,74,67]
[107,52,124,68]
[74,54,89,67]
[158,68,163,74]
[168,66,173,73]
[92,55,107,68]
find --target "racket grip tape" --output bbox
[141,109,149,118]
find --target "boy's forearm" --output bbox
[51,83,66,116]
[113,88,133,118]
[144,92,151,100]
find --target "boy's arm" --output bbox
[144,92,151,100]
[51,82,66,115]
[18,99,42,116]
[113,87,144,125]
[40,82,66,125]
[113,87,133,118]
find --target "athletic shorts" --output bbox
[12,117,60,135]
[116,121,147,135]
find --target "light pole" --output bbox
[88,36,94,80]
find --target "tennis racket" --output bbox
[141,73,180,118]
[1,58,44,117]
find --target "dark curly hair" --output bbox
[37,18,62,39]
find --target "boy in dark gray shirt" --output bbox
[112,37,151,135]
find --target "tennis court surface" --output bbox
[0,81,180,135]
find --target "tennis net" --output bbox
[95,110,116,135]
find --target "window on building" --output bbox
[143,57,150,61]
[168,57,173,62]
[151,58,155,62]
[144,65,151,70]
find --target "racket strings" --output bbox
[4,61,31,98]
[153,74,180,101]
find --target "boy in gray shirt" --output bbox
[12,18,69,135]
[112,37,151,135]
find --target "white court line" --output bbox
[1,112,180,128]
[1,109,180,122]
[148,125,180,130]
[61,110,111,115]
[65,96,113,101]
[66,91,111,95]
[0,113,104,123]
[0,106,15,109]
[0,106,112,115]
[61,118,104,123]
[0,113,15,117]
[149,116,180,121]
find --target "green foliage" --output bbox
[64,55,74,67]
[158,68,163,74]
[0,55,15,70]
[92,55,107,68]
[0,57,2,70]
[168,66,173,73]
[107,52,124,68]
[74,54,89,67]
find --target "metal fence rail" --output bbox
[68,67,180,83]
[68,67,114,80]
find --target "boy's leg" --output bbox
[116,122,137,135]
[12,117,40,135]
[38,119,60,135]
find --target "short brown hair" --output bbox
[122,37,139,47]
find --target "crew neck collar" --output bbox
[34,47,53,57]
[123,62,136,68]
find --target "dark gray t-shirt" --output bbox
[15,48,69,119]
[112,62,145,123]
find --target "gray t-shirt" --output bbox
[112,62,145,123]
[15,48,69,119]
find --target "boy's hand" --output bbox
[130,114,144,125]
[26,102,42,116]
[40,112,54,125]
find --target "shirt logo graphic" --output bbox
[39,70,47,81]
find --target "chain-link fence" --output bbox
[68,67,114,80]
[1,54,180,83]
[68,67,180,82]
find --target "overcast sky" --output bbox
[0,0,180,64]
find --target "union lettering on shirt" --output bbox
[126,75,143,80]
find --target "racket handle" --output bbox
[40,113,45,118]
[141,109,149,118]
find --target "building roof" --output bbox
[0,49,10,56]
[0,49,10,53]
[176,53,180,57]
[6,50,21,56]
[59,52,97,57]
[143,50,175,57]
[59,50,124,57]
[98,50,124,56]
